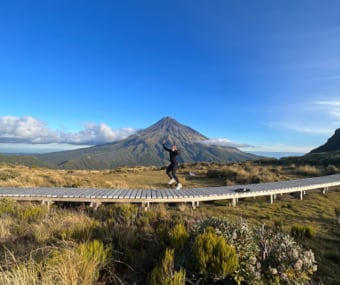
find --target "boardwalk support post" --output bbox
[269,195,274,204]
[142,201,150,211]
[191,201,199,209]
[322,187,329,194]
[41,200,52,211]
[299,191,303,200]
[90,202,101,210]
[232,198,237,207]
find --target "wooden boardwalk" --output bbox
[0,174,339,209]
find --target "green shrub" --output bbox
[168,223,189,252]
[256,226,317,284]
[114,204,139,226]
[326,164,338,174]
[46,240,111,285]
[294,165,321,176]
[0,200,47,223]
[191,218,318,285]
[149,248,186,285]
[194,219,261,284]
[192,227,238,279]
[17,205,48,223]
[291,225,315,239]
[93,204,140,226]
[0,170,20,181]
[0,199,17,216]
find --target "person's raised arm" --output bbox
[162,140,171,151]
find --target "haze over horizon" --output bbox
[1,1,339,156]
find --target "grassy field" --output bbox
[0,161,339,284]
[0,160,335,189]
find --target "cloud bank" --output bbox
[0,116,137,145]
[198,138,253,148]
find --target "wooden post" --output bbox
[142,201,150,211]
[322,187,328,194]
[232,198,237,207]
[90,201,101,210]
[299,191,303,200]
[41,200,52,211]
[192,201,196,209]
[269,195,274,204]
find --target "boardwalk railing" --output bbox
[0,174,340,209]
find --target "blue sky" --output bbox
[0,0,340,155]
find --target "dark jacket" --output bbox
[163,144,180,164]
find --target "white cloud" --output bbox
[0,116,57,143]
[274,123,334,135]
[314,100,340,106]
[198,138,253,148]
[0,116,137,145]
[314,99,340,120]
[270,99,340,136]
[240,144,313,154]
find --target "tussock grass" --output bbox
[0,240,110,285]
[0,161,338,189]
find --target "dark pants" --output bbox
[166,163,179,183]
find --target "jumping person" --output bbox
[162,139,182,190]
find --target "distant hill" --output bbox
[310,128,340,153]
[277,129,340,167]
[36,117,259,169]
[280,151,340,167]
[0,154,51,168]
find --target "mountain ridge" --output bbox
[310,128,340,153]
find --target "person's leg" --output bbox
[172,163,179,184]
[167,164,176,184]
[166,164,173,179]
[172,164,182,189]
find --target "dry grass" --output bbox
[0,240,110,285]
[0,164,222,189]
[1,161,332,190]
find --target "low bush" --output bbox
[294,165,321,176]
[291,225,316,239]
[149,248,186,285]
[168,223,189,252]
[192,227,238,280]
[188,218,317,284]
[0,170,20,181]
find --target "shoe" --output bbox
[176,183,182,190]
[168,178,176,185]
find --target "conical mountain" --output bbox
[310,128,340,153]
[37,117,259,169]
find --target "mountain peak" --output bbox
[138,117,207,144]
[154,116,181,127]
